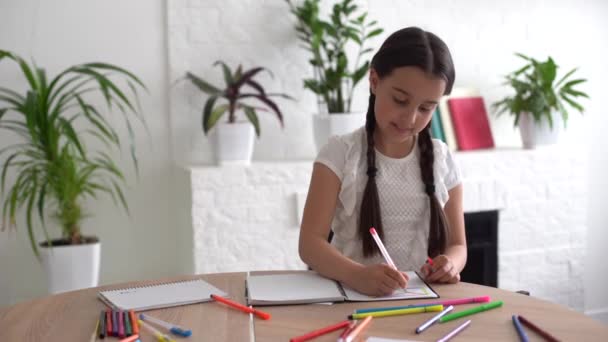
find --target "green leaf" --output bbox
[111,180,130,216]
[243,106,261,137]
[214,61,234,86]
[58,117,85,158]
[562,88,589,99]
[555,67,578,88]
[366,28,383,39]
[202,96,218,134]
[561,93,585,113]
[185,72,222,95]
[25,180,40,259]
[560,78,586,89]
[352,61,369,87]
[205,104,229,133]
[515,52,532,61]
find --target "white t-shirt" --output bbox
[315,127,461,271]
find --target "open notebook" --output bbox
[98,279,227,311]
[246,271,438,306]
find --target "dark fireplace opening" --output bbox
[460,210,498,287]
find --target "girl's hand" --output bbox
[420,255,460,284]
[350,264,409,296]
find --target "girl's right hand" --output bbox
[350,264,409,297]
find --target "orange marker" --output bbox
[345,316,373,342]
[119,334,139,342]
[210,294,271,320]
[129,310,139,335]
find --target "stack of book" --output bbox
[432,88,495,151]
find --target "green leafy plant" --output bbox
[0,50,146,257]
[492,53,589,128]
[185,62,292,136]
[286,0,383,113]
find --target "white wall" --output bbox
[1,0,606,320]
[0,0,192,307]
[169,0,608,321]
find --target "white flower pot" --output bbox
[519,112,562,149]
[214,121,255,165]
[312,112,366,152]
[40,240,101,294]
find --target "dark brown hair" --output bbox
[359,27,455,258]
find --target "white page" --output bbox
[342,271,438,301]
[247,272,345,305]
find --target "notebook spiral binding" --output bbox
[103,278,207,292]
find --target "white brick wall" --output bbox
[167,0,601,165]
[190,146,587,311]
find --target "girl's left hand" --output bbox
[420,255,460,284]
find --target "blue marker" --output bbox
[512,315,529,342]
[139,313,192,337]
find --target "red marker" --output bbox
[427,257,434,266]
[290,320,351,342]
[210,294,271,320]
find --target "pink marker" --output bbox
[369,228,397,269]
[430,296,491,306]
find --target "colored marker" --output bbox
[99,310,106,339]
[124,311,132,336]
[138,319,175,342]
[416,305,454,334]
[512,315,529,342]
[118,310,125,338]
[355,296,491,314]
[140,313,192,337]
[344,316,373,342]
[112,310,119,337]
[437,319,471,342]
[129,310,139,335]
[349,304,443,320]
[369,227,409,293]
[119,334,139,342]
[289,320,351,342]
[337,321,356,342]
[518,315,560,342]
[211,294,271,320]
[106,310,112,337]
[440,300,503,323]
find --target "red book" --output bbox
[447,97,494,150]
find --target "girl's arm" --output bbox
[299,163,407,296]
[423,184,467,283]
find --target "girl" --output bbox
[299,27,467,297]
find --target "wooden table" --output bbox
[1,271,607,341]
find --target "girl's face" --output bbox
[370,66,446,145]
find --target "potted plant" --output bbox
[0,50,145,293]
[492,53,589,149]
[286,0,383,150]
[185,62,291,165]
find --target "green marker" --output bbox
[124,311,132,336]
[439,300,503,323]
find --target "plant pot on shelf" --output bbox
[312,112,366,152]
[214,121,255,165]
[518,112,563,149]
[39,238,101,294]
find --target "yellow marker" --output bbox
[350,304,444,319]
[138,319,176,342]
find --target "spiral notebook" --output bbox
[98,279,227,311]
